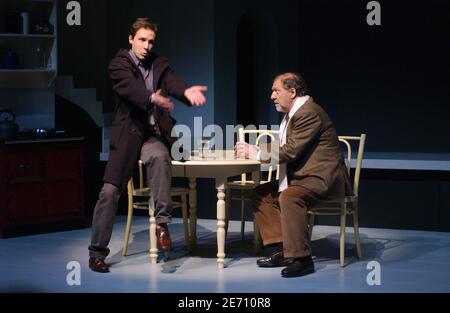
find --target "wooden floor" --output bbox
[1,216,450,293]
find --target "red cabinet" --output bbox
[0,139,85,237]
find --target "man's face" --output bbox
[129,28,156,61]
[271,78,295,113]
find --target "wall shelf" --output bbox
[0,69,56,88]
[0,33,55,39]
[0,0,57,88]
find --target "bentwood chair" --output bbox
[225,128,279,240]
[122,160,190,259]
[307,134,366,267]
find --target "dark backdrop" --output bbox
[297,0,450,153]
[55,0,450,231]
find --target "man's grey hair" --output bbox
[274,72,308,97]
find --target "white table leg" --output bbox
[148,192,157,264]
[188,177,197,252]
[216,177,226,269]
[252,170,263,254]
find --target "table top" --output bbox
[172,150,260,166]
[171,150,261,178]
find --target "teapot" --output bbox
[0,109,20,141]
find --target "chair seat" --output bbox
[308,195,358,214]
[169,187,190,195]
[317,195,358,205]
[132,187,151,197]
[133,186,189,197]
[307,207,354,215]
[133,201,182,210]
[133,201,150,209]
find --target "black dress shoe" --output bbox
[89,257,110,273]
[257,250,292,267]
[281,256,315,278]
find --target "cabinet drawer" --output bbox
[5,151,45,184]
[46,180,84,215]
[6,184,47,223]
[45,148,83,180]
[0,139,85,236]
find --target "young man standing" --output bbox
[88,18,207,273]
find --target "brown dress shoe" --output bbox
[156,224,172,252]
[89,257,110,273]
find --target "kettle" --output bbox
[0,109,20,141]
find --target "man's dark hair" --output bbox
[275,72,308,97]
[130,17,158,38]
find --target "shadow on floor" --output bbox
[108,225,439,273]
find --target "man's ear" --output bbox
[290,88,297,99]
[128,35,133,45]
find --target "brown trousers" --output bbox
[252,181,319,258]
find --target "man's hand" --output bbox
[151,89,174,112]
[184,86,208,106]
[234,142,259,160]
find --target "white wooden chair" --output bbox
[307,134,366,267]
[122,160,190,260]
[225,128,279,240]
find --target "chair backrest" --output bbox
[137,160,145,188]
[238,127,280,183]
[338,134,366,196]
[127,160,154,212]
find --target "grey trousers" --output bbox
[89,136,172,260]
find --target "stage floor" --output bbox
[1,216,449,293]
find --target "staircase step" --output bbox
[71,88,97,103]
[55,76,74,99]
[103,112,114,126]
[55,76,110,161]
[102,126,110,154]
[70,90,103,126]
